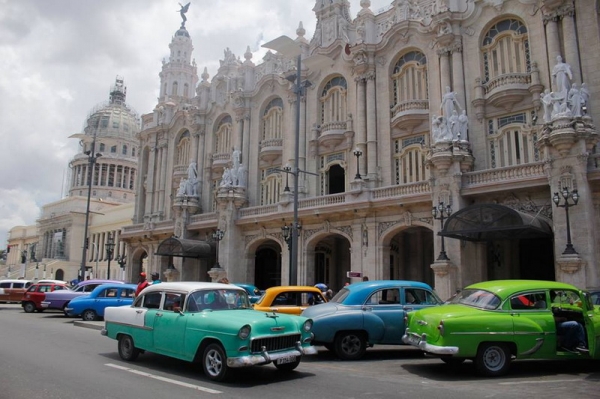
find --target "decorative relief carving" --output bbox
[338,225,353,240]
[378,221,399,238]
[303,227,324,241]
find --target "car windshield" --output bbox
[449,289,501,310]
[187,289,251,312]
[330,288,350,303]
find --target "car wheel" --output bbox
[274,357,301,372]
[475,343,511,377]
[23,302,36,313]
[82,309,98,321]
[440,356,465,365]
[118,335,140,361]
[202,343,230,382]
[334,331,367,360]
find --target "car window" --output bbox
[404,288,440,305]
[164,293,185,311]
[367,289,400,305]
[0,282,10,288]
[509,292,547,310]
[450,289,501,310]
[54,285,68,291]
[135,292,162,309]
[40,285,53,293]
[120,288,135,298]
[550,290,582,307]
[99,288,119,298]
[330,288,350,303]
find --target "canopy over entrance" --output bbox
[439,203,552,242]
[155,237,214,258]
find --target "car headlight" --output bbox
[303,319,313,332]
[238,324,251,339]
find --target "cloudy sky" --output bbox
[0,0,391,248]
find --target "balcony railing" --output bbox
[483,73,531,95]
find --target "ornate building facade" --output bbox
[122,0,600,300]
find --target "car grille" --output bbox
[250,334,300,353]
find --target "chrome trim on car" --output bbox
[227,343,318,368]
[271,326,285,331]
[519,338,544,355]
[417,320,428,326]
[402,332,459,355]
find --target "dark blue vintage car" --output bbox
[65,283,136,321]
[302,280,442,360]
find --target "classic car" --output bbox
[101,282,317,382]
[41,279,125,315]
[0,279,32,303]
[302,280,443,360]
[403,280,600,377]
[253,286,327,315]
[591,289,600,306]
[21,281,70,313]
[65,283,136,320]
[234,283,263,303]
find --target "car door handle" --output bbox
[136,310,143,314]
[156,312,163,317]
[271,308,278,312]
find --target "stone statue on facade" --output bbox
[441,86,461,121]
[552,55,573,101]
[449,109,459,140]
[458,110,469,141]
[178,2,190,28]
[177,179,187,196]
[220,168,233,187]
[568,83,583,118]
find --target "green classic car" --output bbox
[403,280,600,376]
[101,282,317,381]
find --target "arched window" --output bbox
[177,131,191,166]
[110,146,117,153]
[481,19,530,85]
[132,148,136,157]
[184,83,189,98]
[319,153,346,195]
[394,135,429,184]
[391,51,428,109]
[320,76,347,131]
[487,112,538,168]
[122,145,128,155]
[99,143,105,152]
[172,81,178,96]
[262,98,283,141]
[260,168,282,205]
[215,116,232,154]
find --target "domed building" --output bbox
[4,77,140,282]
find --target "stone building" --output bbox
[3,77,139,282]
[122,0,600,300]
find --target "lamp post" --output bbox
[212,229,225,269]
[91,241,99,279]
[282,164,292,192]
[116,254,127,281]
[281,224,293,282]
[79,129,102,281]
[432,202,452,261]
[553,187,579,255]
[105,233,115,280]
[353,148,363,180]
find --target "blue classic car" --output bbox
[234,283,264,303]
[65,283,136,321]
[302,280,443,359]
[41,279,125,315]
[102,282,317,382]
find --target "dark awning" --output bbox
[155,237,215,258]
[439,203,553,242]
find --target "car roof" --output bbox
[344,280,434,291]
[76,279,125,286]
[465,280,580,296]
[140,281,244,294]
[264,285,324,293]
[91,283,136,291]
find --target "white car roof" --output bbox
[141,281,244,294]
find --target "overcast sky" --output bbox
[0,0,391,248]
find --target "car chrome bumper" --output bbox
[227,343,318,368]
[402,332,458,355]
[40,301,50,309]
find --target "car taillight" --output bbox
[437,320,445,336]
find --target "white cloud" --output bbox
[0,0,391,248]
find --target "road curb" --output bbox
[73,320,104,330]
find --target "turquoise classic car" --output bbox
[101,282,317,381]
[403,280,600,376]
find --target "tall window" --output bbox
[260,168,281,205]
[394,135,429,184]
[177,131,191,166]
[391,51,428,108]
[122,145,128,155]
[184,83,189,98]
[262,98,283,141]
[487,112,538,168]
[172,81,178,96]
[215,116,232,154]
[481,19,530,85]
[320,76,347,130]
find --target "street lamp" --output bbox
[105,233,115,280]
[116,254,127,281]
[353,148,363,180]
[553,187,579,255]
[281,224,292,282]
[432,202,452,261]
[212,229,225,269]
[282,164,292,192]
[91,242,99,279]
[263,35,331,285]
[80,129,102,280]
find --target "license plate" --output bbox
[276,355,296,365]
[407,334,420,346]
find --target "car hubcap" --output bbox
[342,335,360,355]
[206,350,222,376]
[483,347,504,371]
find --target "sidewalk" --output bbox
[73,320,104,330]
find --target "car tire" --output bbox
[334,331,367,360]
[82,309,98,321]
[202,343,230,382]
[274,357,301,372]
[23,302,36,313]
[118,335,140,361]
[475,343,511,377]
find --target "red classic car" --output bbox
[21,281,69,313]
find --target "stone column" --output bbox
[242,114,250,168]
[544,17,561,83]
[561,7,580,85]
[144,146,157,217]
[355,76,367,178]
[236,116,244,159]
[451,41,466,112]
[157,144,168,211]
[365,72,377,180]
[439,50,451,96]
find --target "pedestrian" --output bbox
[135,272,149,297]
[218,277,230,284]
[150,272,161,284]
[362,276,369,281]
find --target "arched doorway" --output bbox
[328,164,345,194]
[387,226,434,286]
[441,203,555,280]
[255,245,280,289]
[311,234,351,292]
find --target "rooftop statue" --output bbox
[178,2,190,28]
